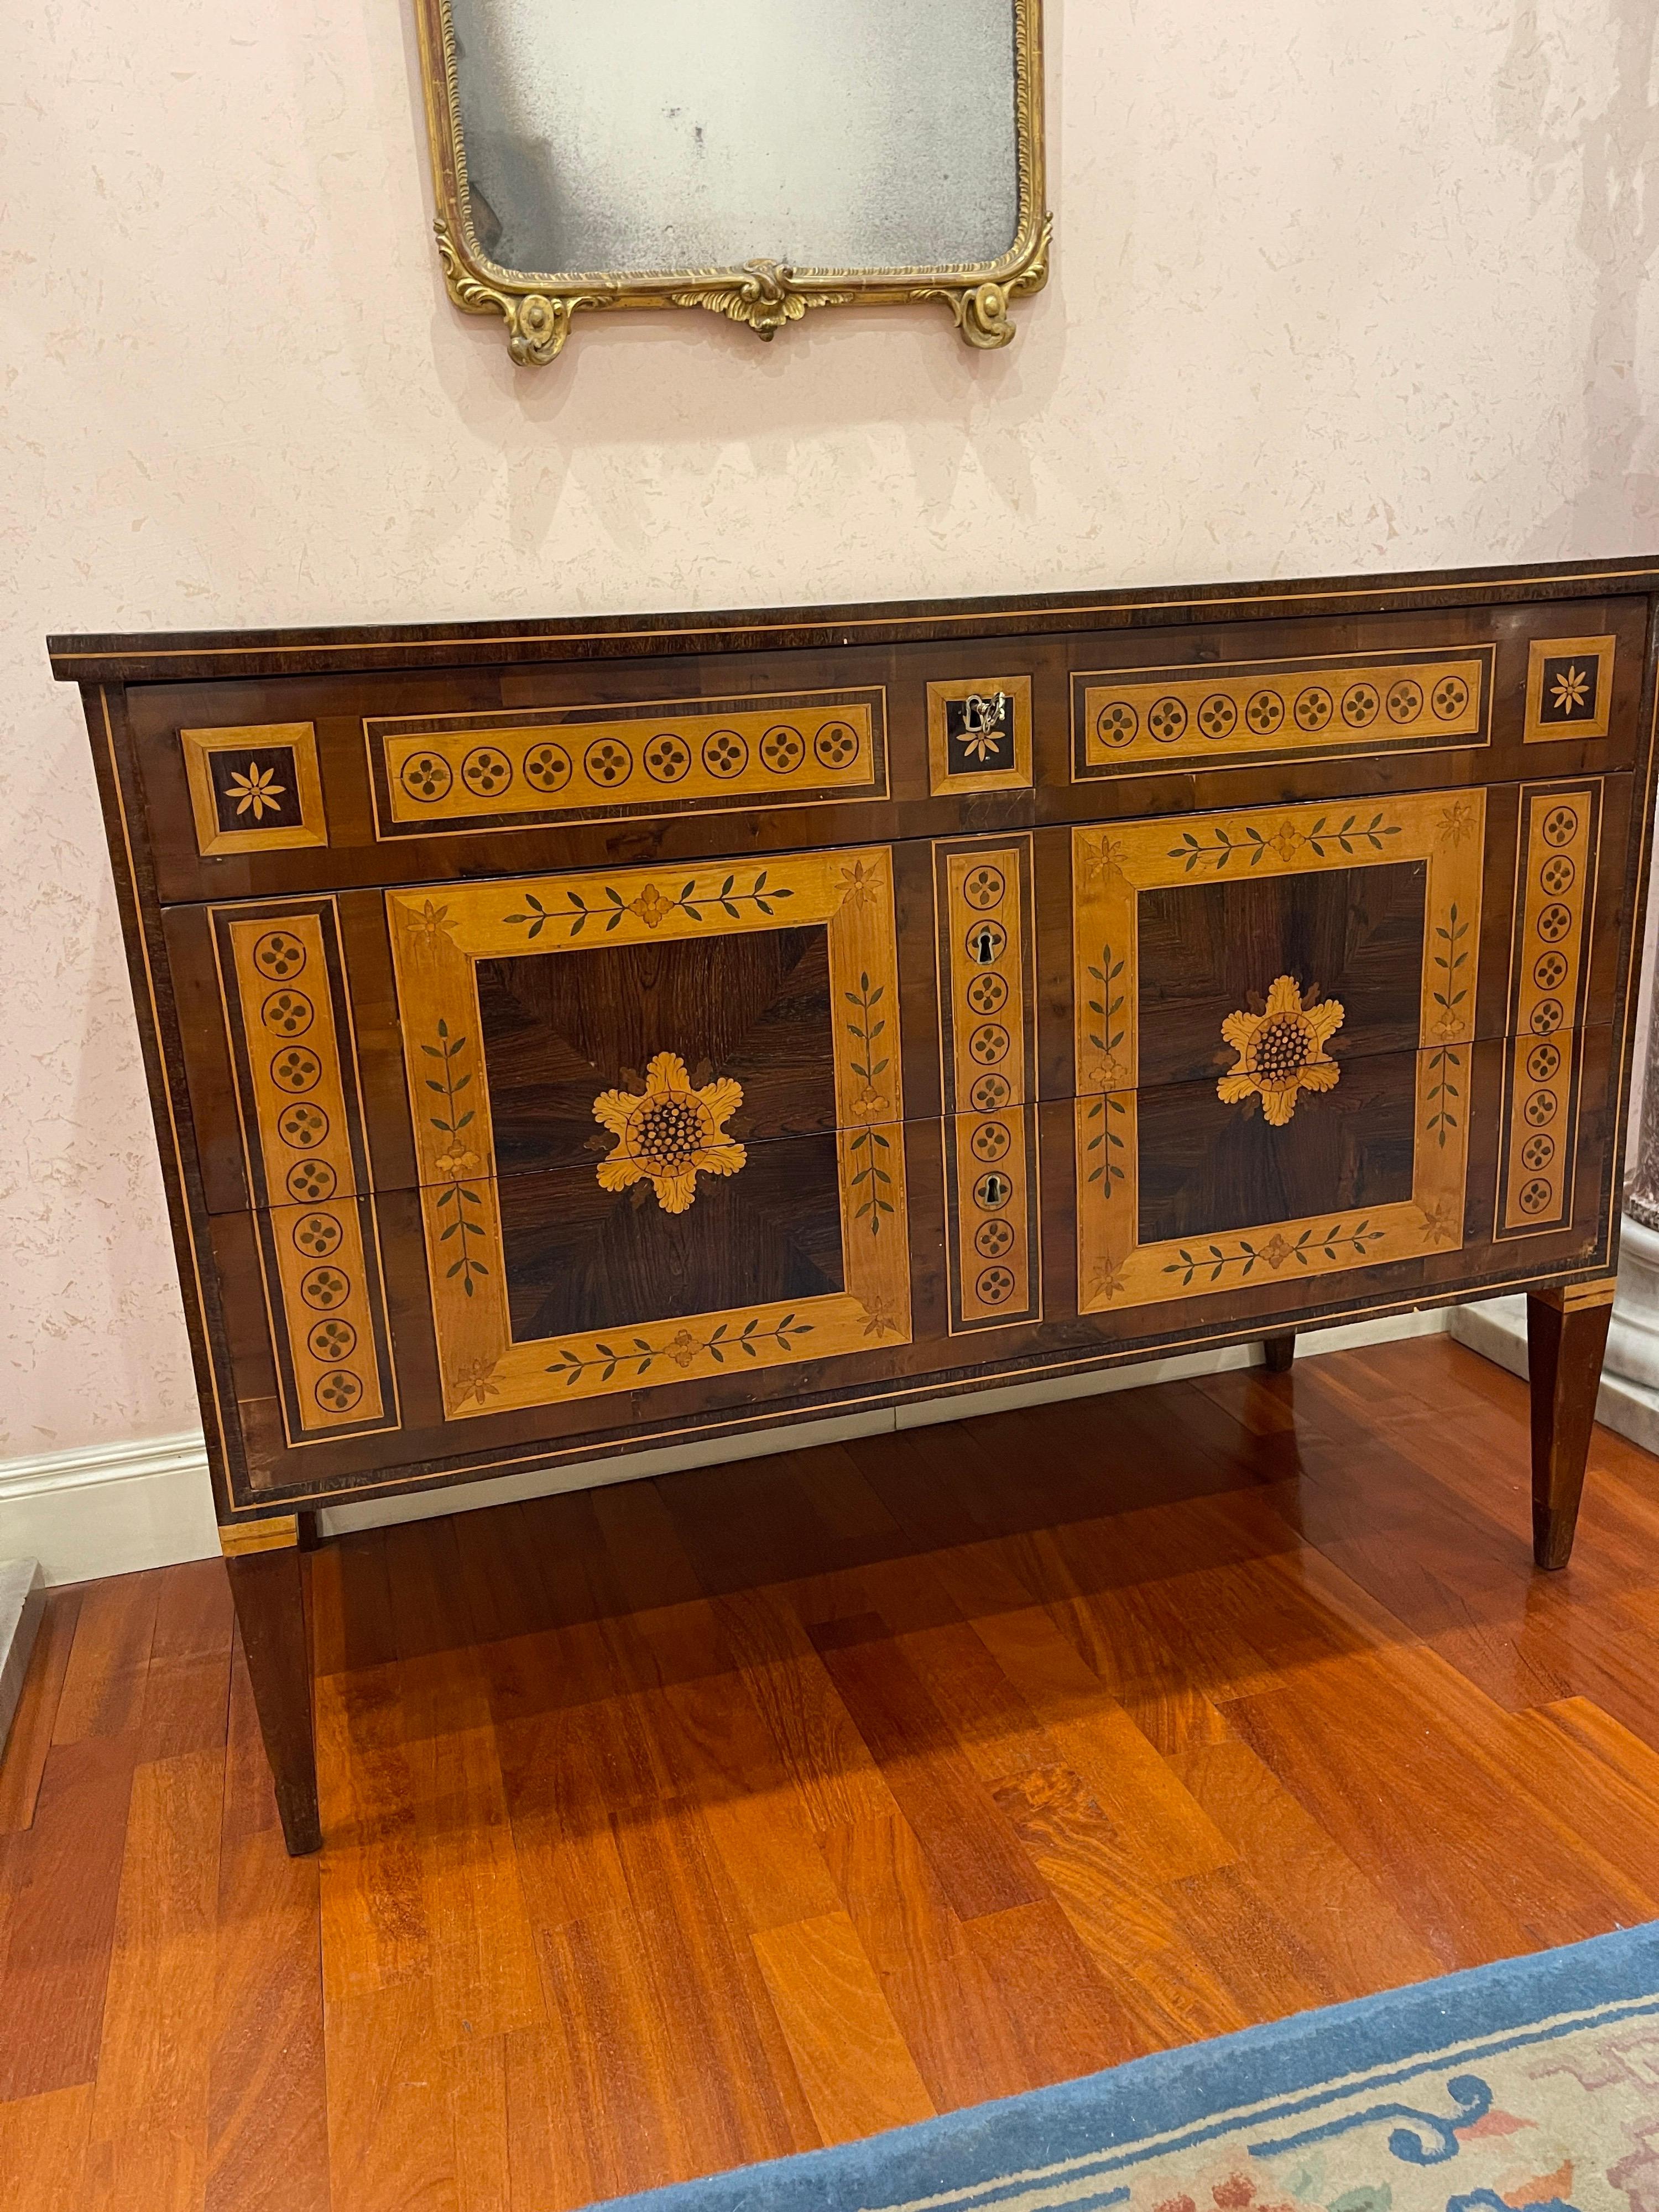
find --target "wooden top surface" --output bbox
[47,553,1659,685]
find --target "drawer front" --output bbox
[159,764,1631,1500]
[123,594,1650,905]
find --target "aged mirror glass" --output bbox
[415,0,1049,363]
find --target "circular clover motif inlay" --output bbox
[760,726,806,774]
[813,722,859,769]
[262,990,313,1036]
[286,1159,337,1203]
[400,754,452,804]
[524,743,572,792]
[462,747,514,797]
[702,729,748,779]
[585,738,633,786]
[253,931,306,980]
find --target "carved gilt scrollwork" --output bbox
[916,216,1053,350]
[434,217,604,365]
[669,261,853,340]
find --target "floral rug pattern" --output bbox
[602,1929,1659,2212]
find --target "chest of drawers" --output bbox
[53,557,1659,1851]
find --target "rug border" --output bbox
[587,1919,1659,2212]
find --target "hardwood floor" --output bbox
[6,1333,1659,2212]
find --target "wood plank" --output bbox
[401,1650,545,2049]
[206,1659,327,2212]
[893,1619,1059,1784]
[750,1910,935,2143]
[962,1898,1157,2085]
[0,1588,81,1833]
[51,1574,159,1746]
[540,1897,817,2203]
[1167,1738,1442,2000]
[141,1557,234,1762]
[603,1793,822,2166]
[450,1504,555,1650]
[498,2023,596,2212]
[325,1979,459,2212]
[0,2082,93,2212]
[1227,1646,1657,1967]
[315,1662,429,2005]
[0,1738,136,2101]
[819,1812,1029,2109]
[591,1478,707,1614]
[990,1760,1250,2044]
[967,1605,1235,1881]
[448,2030,510,2212]
[653,1670,843,1934]
[810,1615,1045,1921]
[86,1748,223,2212]
[709,1587,899,1836]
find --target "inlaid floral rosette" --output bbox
[1218,977,1345,1127]
[592,1054,747,1214]
[1073,789,1486,1316]
[387,847,911,1418]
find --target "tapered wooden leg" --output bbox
[1527,1280,1616,1572]
[1262,1332,1296,1374]
[221,1516,321,1855]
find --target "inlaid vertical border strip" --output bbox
[933,835,1041,1331]
[1495,781,1601,1236]
[210,898,399,1443]
[384,847,912,1417]
[1071,787,1486,1313]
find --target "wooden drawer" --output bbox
[145,773,1624,1495]
[118,594,1649,906]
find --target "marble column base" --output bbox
[1606,1212,1659,1391]
[1447,1223,1659,1459]
[0,1559,45,1762]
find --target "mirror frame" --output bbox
[413,0,1050,364]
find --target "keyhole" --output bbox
[972,926,998,964]
[981,1173,1010,1206]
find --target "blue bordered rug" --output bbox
[595,1922,1659,2212]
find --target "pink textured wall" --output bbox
[2,0,1657,1454]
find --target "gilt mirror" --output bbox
[414,0,1049,363]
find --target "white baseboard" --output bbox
[0,1431,220,1587]
[1,1306,1448,1583]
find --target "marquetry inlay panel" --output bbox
[385,847,912,1416]
[1496,782,1601,1235]
[1072,788,1486,1313]
[1523,638,1616,743]
[368,689,886,837]
[212,902,397,1441]
[182,722,328,856]
[934,836,1040,1330]
[925,677,1033,795]
[1072,651,1490,779]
